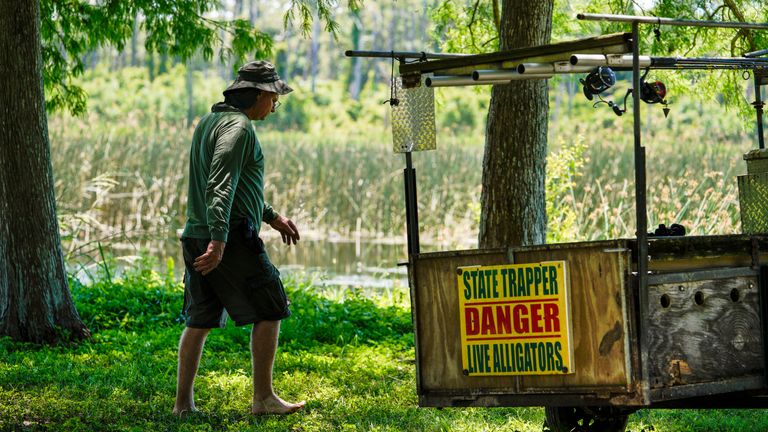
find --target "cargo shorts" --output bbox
[180,227,291,328]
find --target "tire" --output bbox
[543,406,629,432]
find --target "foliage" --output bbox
[587,0,768,118]
[48,63,759,267]
[3,267,768,430]
[429,0,768,121]
[40,0,356,115]
[430,0,500,53]
[546,136,589,243]
[284,0,362,39]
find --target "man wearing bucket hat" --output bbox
[174,60,305,416]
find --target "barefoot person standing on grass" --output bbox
[173,60,305,416]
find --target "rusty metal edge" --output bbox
[649,375,766,402]
[419,391,644,408]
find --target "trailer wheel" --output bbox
[544,406,629,432]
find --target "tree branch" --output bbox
[723,0,756,53]
[468,0,480,52]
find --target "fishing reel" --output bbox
[580,66,616,100]
[584,67,671,118]
[639,79,671,117]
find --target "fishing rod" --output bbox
[344,50,466,61]
[569,54,768,71]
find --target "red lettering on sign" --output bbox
[513,304,529,333]
[543,303,560,332]
[465,308,479,335]
[495,305,512,334]
[481,306,496,335]
[530,303,543,333]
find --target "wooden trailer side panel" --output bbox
[647,272,764,392]
[512,243,634,392]
[413,250,511,391]
[412,241,637,397]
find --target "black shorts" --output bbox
[180,233,291,328]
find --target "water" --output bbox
[262,235,410,292]
[71,234,411,299]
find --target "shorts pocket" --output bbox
[245,273,291,321]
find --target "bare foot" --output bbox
[172,407,200,418]
[252,395,306,415]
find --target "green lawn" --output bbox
[1,267,767,431]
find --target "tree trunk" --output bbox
[309,16,320,93]
[347,10,363,100]
[186,61,194,127]
[249,0,259,25]
[478,0,553,248]
[131,12,140,67]
[0,0,90,343]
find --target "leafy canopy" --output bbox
[430,1,768,117]
[41,0,360,115]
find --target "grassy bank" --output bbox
[2,267,768,431]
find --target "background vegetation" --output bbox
[4,0,768,429]
[51,65,754,264]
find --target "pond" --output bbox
[69,233,414,301]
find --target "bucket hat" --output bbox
[223,60,293,95]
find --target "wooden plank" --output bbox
[513,243,633,391]
[647,275,764,395]
[413,250,510,391]
[399,33,632,74]
[412,241,637,398]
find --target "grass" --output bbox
[2,265,768,431]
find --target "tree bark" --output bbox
[478,0,553,248]
[0,0,90,343]
[131,12,140,67]
[347,10,364,100]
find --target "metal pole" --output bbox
[632,21,651,405]
[578,13,768,30]
[755,73,766,150]
[404,151,420,256]
[345,50,467,60]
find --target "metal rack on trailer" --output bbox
[347,13,768,431]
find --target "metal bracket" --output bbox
[402,73,422,89]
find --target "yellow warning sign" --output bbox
[457,261,574,376]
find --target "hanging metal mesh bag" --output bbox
[391,76,436,153]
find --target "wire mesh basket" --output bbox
[738,150,768,234]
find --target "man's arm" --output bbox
[198,125,249,274]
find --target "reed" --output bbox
[49,72,756,264]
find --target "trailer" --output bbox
[348,13,768,431]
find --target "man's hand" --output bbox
[268,215,300,245]
[194,240,226,275]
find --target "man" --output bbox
[173,60,305,416]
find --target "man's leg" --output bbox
[173,327,211,415]
[251,320,306,414]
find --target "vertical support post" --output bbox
[755,72,765,150]
[404,151,420,257]
[632,21,651,405]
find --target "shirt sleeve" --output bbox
[205,125,249,242]
[263,203,278,223]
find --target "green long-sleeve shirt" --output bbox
[182,103,278,242]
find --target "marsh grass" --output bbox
[49,66,757,265]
